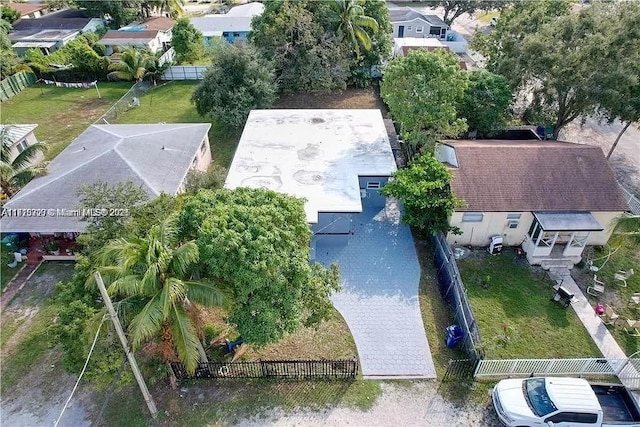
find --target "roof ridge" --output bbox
[112,138,161,197]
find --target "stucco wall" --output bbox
[358,176,389,209]
[392,20,446,39]
[6,132,44,166]
[447,211,623,247]
[193,135,212,172]
[311,212,352,235]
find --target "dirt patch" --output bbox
[273,86,388,116]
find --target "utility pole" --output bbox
[94,272,159,418]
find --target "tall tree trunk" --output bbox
[607,120,632,160]
[196,339,209,363]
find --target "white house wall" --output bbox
[392,19,447,39]
[6,131,44,167]
[447,211,623,247]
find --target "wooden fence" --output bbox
[0,71,36,102]
[170,359,359,381]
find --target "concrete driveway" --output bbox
[314,201,436,379]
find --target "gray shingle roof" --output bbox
[1,123,211,233]
[388,9,448,27]
[440,139,629,212]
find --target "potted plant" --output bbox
[47,241,60,256]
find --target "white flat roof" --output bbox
[225,109,397,223]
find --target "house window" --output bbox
[192,157,197,167]
[17,140,29,153]
[233,32,240,37]
[429,26,441,36]
[462,212,484,222]
[416,26,424,33]
[507,213,521,220]
[407,26,412,31]
[366,181,381,190]
[200,141,206,153]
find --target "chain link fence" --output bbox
[94,81,151,124]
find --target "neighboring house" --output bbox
[435,139,629,268]
[0,124,44,167]
[7,2,50,20]
[9,9,104,56]
[389,8,449,39]
[392,37,469,68]
[190,2,264,45]
[100,17,175,55]
[1,123,212,234]
[225,109,397,253]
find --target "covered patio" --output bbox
[523,211,604,267]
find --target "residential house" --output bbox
[388,8,449,39]
[225,109,397,253]
[1,123,212,238]
[7,2,50,20]
[392,37,470,69]
[435,139,629,268]
[190,2,264,45]
[100,17,175,55]
[9,9,104,56]
[0,124,44,168]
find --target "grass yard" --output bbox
[457,250,602,359]
[477,11,500,24]
[113,80,240,168]
[0,82,132,160]
[580,244,640,356]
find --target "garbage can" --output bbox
[445,325,464,348]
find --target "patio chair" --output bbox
[630,293,640,309]
[625,319,640,337]
[601,304,621,326]
[587,275,605,297]
[614,269,635,287]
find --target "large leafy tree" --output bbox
[77,0,144,28]
[95,217,226,374]
[107,47,153,81]
[171,18,204,64]
[192,42,276,128]
[473,0,624,139]
[0,19,20,79]
[179,188,340,346]
[1,5,20,24]
[420,0,507,26]
[330,0,379,60]
[250,0,351,93]
[0,126,47,198]
[75,180,149,254]
[458,70,512,138]
[381,153,460,234]
[380,49,468,140]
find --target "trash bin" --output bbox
[445,325,464,348]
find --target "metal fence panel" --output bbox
[432,232,484,360]
[161,66,208,81]
[94,81,150,124]
[619,183,640,214]
[474,358,636,380]
[170,359,359,381]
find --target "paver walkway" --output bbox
[315,202,436,379]
[554,268,640,397]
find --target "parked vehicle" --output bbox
[490,17,499,27]
[492,377,640,426]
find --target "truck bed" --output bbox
[592,384,640,422]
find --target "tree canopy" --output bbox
[179,188,340,346]
[76,0,145,29]
[380,49,468,140]
[172,17,204,64]
[422,0,510,26]
[0,19,19,79]
[192,42,276,128]
[381,153,460,234]
[458,70,512,138]
[0,126,47,198]
[1,5,20,24]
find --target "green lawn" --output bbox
[113,81,240,168]
[477,11,500,24]
[457,251,602,359]
[585,244,640,356]
[0,82,132,160]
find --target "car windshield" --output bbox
[524,378,557,417]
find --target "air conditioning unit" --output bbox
[360,189,368,198]
[507,221,519,229]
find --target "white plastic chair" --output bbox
[615,269,634,287]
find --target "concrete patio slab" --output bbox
[314,202,436,379]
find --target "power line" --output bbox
[53,314,108,427]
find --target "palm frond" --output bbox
[185,280,227,307]
[169,305,202,374]
[169,241,199,278]
[129,294,165,348]
[10,142,47,170]
[353,15,379,32]
[108,274,145,297]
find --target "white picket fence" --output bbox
[161,65,208,81]
[475,357,640,389]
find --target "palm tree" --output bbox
[609,213,640,248]
[151,0,184,18]
[331,0,379,59]
[0,126,47,198]
[144,52,170,86]
[95,217,226,373]
[107,48,153,82]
